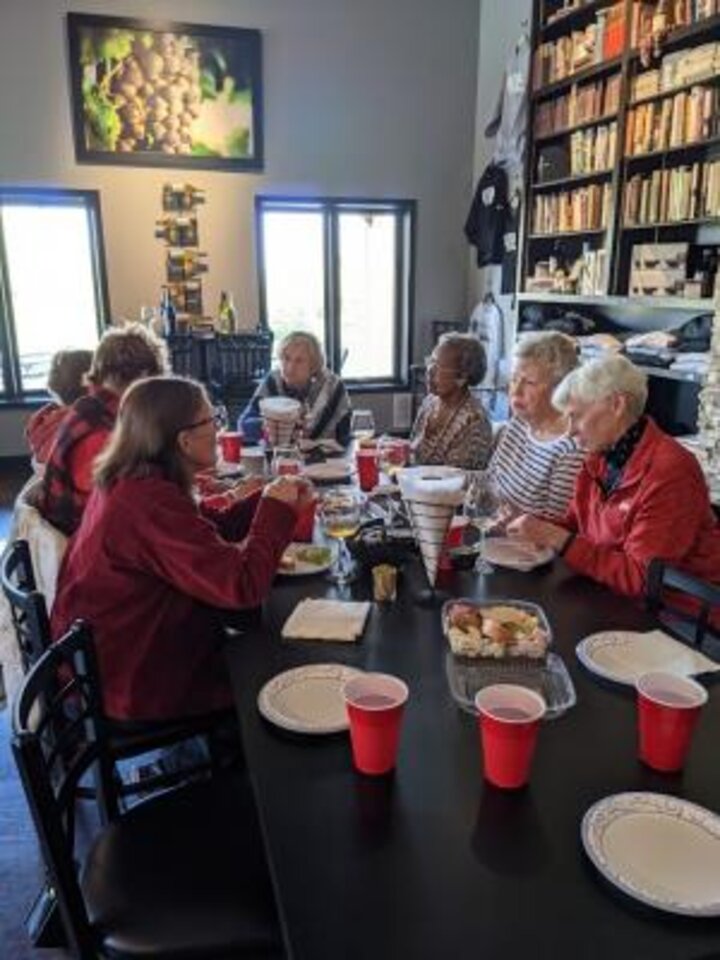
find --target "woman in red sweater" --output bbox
[509,354,720,599]
[52,375,310,723]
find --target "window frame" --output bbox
[0,186,110,402]
[255,195,415,390]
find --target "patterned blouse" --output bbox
[410,393,492,470]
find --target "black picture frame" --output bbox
[66,13,263,172]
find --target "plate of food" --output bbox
[442,599,551,660]
[278,543,335,577]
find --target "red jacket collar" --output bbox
[584,417,662,489]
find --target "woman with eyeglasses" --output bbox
[52,375,312,724]
[410,333,492,470]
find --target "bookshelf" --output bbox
[522,0,720,305]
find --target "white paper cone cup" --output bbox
[405,498,456,586]
[263,416,297,447]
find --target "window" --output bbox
[0,188,108,399]
[256,196,414,386]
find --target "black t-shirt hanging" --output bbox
[464,162,510,268]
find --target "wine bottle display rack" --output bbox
[155,183,209,331]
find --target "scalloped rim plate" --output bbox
[582,792,720,916]
[481,537,555,571]
[257,664,364,734]
[302,461,354,482]
[278,542,336,577]
[576,629,720,686]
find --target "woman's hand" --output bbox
[263,476,316,511]
[506,514,572,553]
[225,476,266,502]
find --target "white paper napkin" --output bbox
[281,599,371,642]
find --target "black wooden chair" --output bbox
[646,559,720,654]
[1,539,50,672]
[209,330,274,419]
[12,621,284,960]
[1,538,225,807]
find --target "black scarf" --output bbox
[600,416,647,496]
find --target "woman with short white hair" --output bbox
[508,354,720,598]
[490,331,583,521]
[240,331,352,445]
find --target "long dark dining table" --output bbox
[224,557,720,960]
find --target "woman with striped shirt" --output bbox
[490,331,583,522]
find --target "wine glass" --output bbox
[319,488,362,585]
[378,436,409,481]
[351,409,376,443]
[463,470,500,575]
[272,444,302,476]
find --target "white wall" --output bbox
[0,0,481,452]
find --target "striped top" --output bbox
[489,417,584,521]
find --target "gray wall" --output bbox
[0,0,481,452]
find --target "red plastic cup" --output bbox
[293,498,317,542]
[636,671,708,772]
[356,449,380,492]
[343,673,409,776]
[439,514,468,571]
[218,431,243,463]
[475,685,546,789]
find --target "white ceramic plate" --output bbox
[582,792,720,916]
[482,537,555,572]
[278,543,335,577]
[576,629,720,686]
[302,461,353,482]
[257,664,363,734]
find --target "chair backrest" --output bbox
[0,539,52,671]
[12,621,117,959]
[210,331,274,418]
[646,559,720,651]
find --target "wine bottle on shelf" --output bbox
[162,183,206,212]
[217,291,237,334]
[154,216,198,247]
[166,249,209,281]
[160,287,177,337]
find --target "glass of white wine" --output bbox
[319,487,362,584]
[350,409,376,443]
[463,470,500,575]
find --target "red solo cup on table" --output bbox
[293,498,317,542]
[356,448,380,492]
[475,685,546,790]
[439,514,468,571]
[343,673,409,776]
[218,431,243,463]
[636,671,708,772]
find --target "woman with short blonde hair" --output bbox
[240,329,351,445]
[490,331,583,522]
[508,354,720,598]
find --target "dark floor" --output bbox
[0,458,65,959]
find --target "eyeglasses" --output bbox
[179,410,225,433]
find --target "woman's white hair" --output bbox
[513,331,578,385]
[278,330,325,376]
[552,354,648,419]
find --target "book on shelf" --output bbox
[532,182,612,233]
[532,4,624,89]
[533,73,620,136]
[631,41,720,101]
[623,159,720,224]
[625,84,718,153]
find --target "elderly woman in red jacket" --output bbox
[508,354,720,599]
[52,375,310,724]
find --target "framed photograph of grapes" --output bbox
[66,13,263,171]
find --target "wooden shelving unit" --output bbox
[521,0,720,305]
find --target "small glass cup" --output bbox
[463,470,500,575]
[272,444,302,476]
[351,409,376,443]
[319,487,362,584]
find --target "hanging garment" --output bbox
[465,162,511,268]
[485,31,531,170]
[469,294,506,389]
